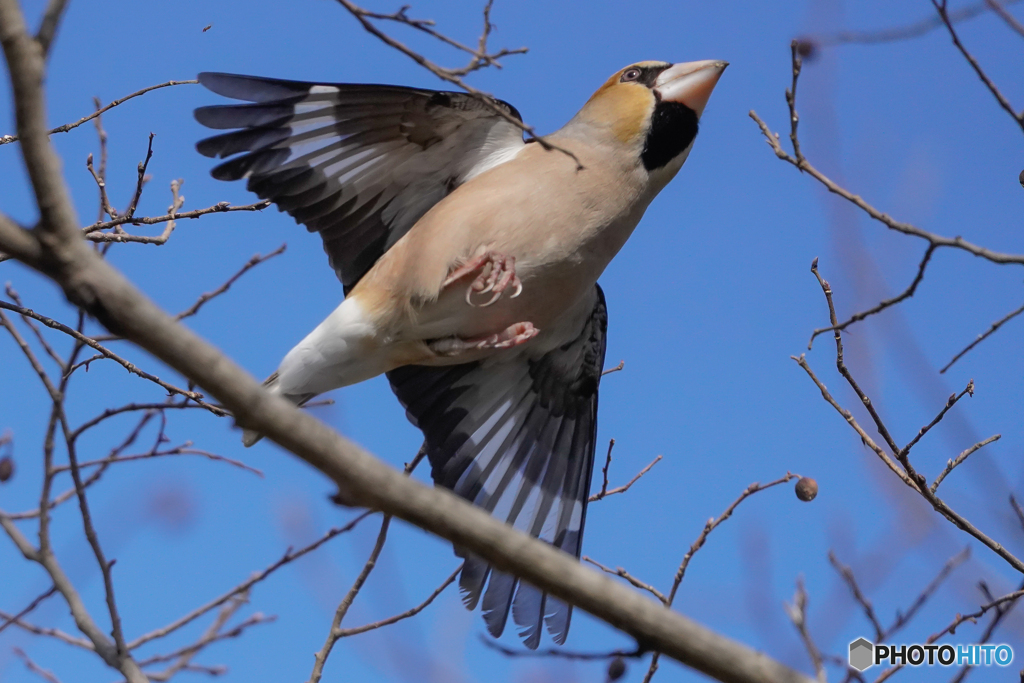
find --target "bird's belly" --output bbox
[410,235,617,343]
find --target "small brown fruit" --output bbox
[0,456,13,483]
[795,477,818,502]
[607,657,626,682]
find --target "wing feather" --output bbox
[386,286,608,648]
[195,72,526,293]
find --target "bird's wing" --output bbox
[387,286,607,649]
[194,72,526,293]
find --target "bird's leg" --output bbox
[442,251,523,307]
[428,322,539,356]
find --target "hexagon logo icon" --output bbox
[849,638,874,671]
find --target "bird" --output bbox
[194,59,726,649]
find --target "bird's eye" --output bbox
[621,68,642,83]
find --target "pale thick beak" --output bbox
[654,60,728,117]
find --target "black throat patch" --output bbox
[641,100,699,171]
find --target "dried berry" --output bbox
[607,657,626,682]
[0,456,13,483]
[795,477,818,502]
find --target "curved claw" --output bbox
[453,252,522,308]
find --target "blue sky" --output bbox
[2,0,1023,681]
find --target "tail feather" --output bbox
[242,372,315,447]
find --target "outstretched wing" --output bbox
[387,286,607,649]
[194,73,526,293]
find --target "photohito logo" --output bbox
[848,638,1014,672]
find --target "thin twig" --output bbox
[583,556,666,603]
[0,80,197,146]
[749,107,1024,264]
[481,636,642,660]
[53,443,263,477]
[331,0,584,168]
[13,647,63,683]
[801,260,1024,575]
[82,199,271,235]
[0,586,57,636]
[1010,495,1024,535]
[642,473,799,682]
[334,564,461,638]
[930,434,1000,492]
[986,0,1024,37]
[884,547,970,639]
[127,511,373,650]
[932,0,1024,133]
[0,607,94,649]
[797,0,1023,48]
[176,244,287,321]
[0,300,226,415]
[308,514,392,683]
[828,552,883,642]
[601,360,625,376]
[948,579,1024,683]
[940,299,1024,373]
[785,579,827,683]
[872,586,1024,683]
[808,245,938,349]
[4,283,64,367]
[589,455,662,502]
[901,380,974,457]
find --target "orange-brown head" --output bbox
[568,60,727,171]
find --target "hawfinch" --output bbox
[195,59,726,648]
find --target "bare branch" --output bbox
[808,245,937,349]
[590,455,662,502]
[986,0,1024,37]
[127,511,373,650]
[797,0,1022,48]
[643,473,799,682]
[0,586,57,637]
[932,0,1024,133]
[333,564,461,638]
[901,380,974,457]
[948,580,1024,683]
[1011,495,1024,535]
[123,134,154,219]
[0,607,93,649]
[331,0,584,168]
[784,579,826,683]
[81,199,271,236]
[885,547,970,639]
[35,0,69,56]
[309,514,392,683]
[799,260,1024,575]
[750,59,1024,267]
[175,244,287,321]
[872,586,1024,683]
[13,647,63,683]
[481,636,642,660]
[940,299,1024,373]
[0,300,226,415]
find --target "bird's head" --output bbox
[569,60,727,173]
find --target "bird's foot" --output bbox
[443,251,522,307]
[429,322,539,356]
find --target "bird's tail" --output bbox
[241,372,315,447]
